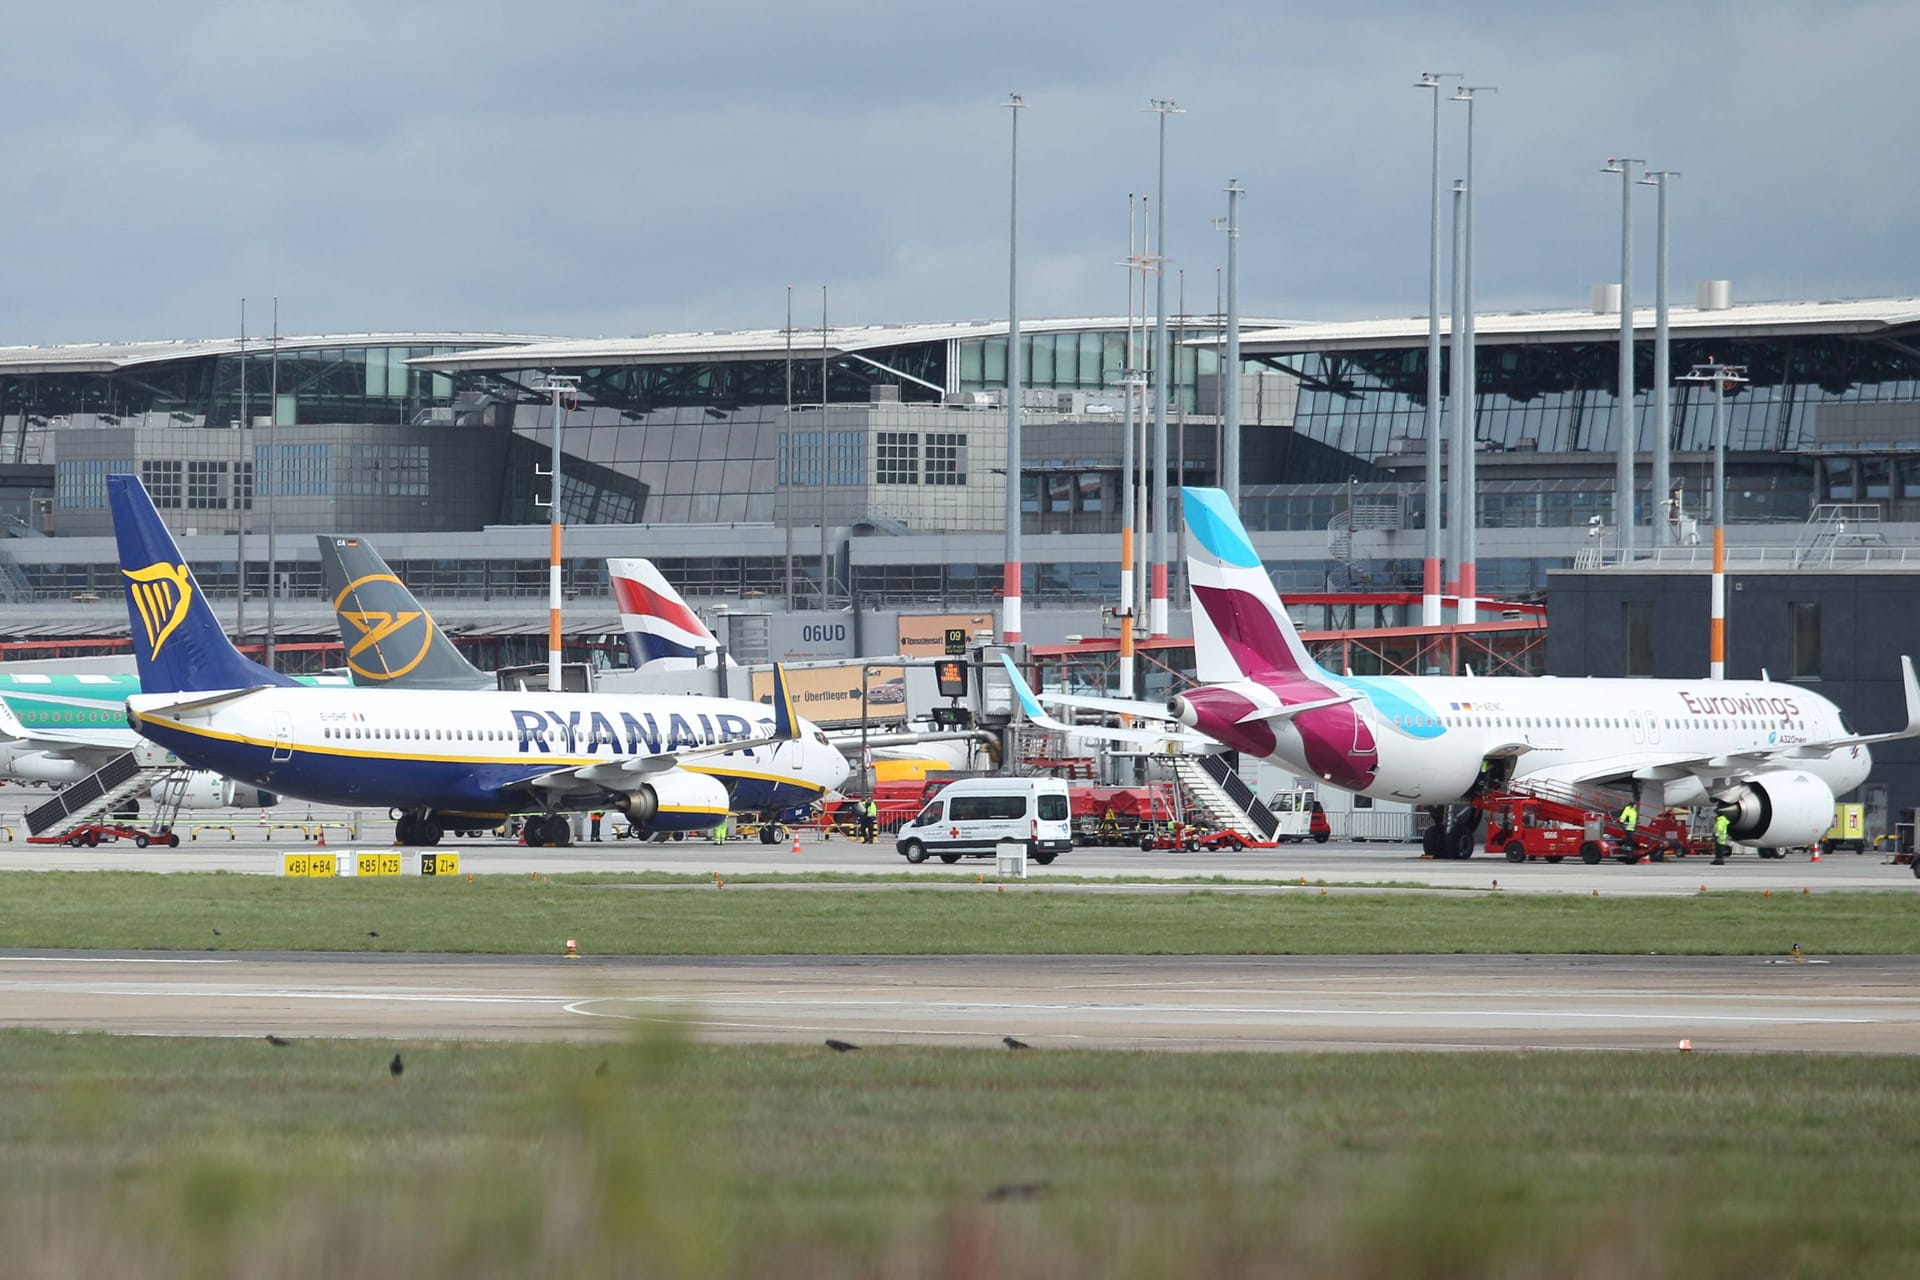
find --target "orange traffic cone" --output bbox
[316,828,327,848]
[565,938,579,959]
[1811,847,1822,862]
[791,832,802,855]
[1678,1039,1693,1052]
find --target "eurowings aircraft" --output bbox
[1008,485,1920,857]
[109,475,849,847]
[608,557,737,670]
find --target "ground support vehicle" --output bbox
[29,821,180,849]
[1069,785,1178,847]
[1473,782,1706,865]
[1267,788,1333,844]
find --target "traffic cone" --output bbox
[791,832,802,855]
[1811,847,1822,862]
[1678,1039,1693,1052]
[316,828,327,848]
[565,938,579,959]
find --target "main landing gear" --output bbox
[1422,804,1482,859]
[523,814,573,848]
[393,811,444,846]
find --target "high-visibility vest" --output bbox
[1620,804,1638,829]
[1714,815,1730,842]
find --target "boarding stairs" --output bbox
[1170,754,1280,841]
[1793,503,1885,568]
[23,749,182,837]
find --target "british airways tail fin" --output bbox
[608,558,736,669]
[1181,486,1324,684]
[318,535,492,690]
[108,474,299,694]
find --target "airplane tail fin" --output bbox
[318,535,492,690]
[1181,486,1324,684]
[108,474,299,694]
[608,557,736,668]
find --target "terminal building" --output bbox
[3,292,1918,818]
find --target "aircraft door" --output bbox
[272,711,293,762]
[1630,710,1645,746]
[1644,707,1660,745]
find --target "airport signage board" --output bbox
[751,663,908,726]
[898,613,995,660]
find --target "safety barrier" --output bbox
[0,824,14,842]
[189,824,238,841]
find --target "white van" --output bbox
[896,777,1073,866]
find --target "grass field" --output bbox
[3,1029,1917,1278]
[0,870,1916,956]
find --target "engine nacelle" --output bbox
[1,749,94,785]
[1714,770,1836,847]
[152,772,279,810]
[613,769,731,833]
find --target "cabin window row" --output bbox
[322,726,558,743]
[1388,714,1806,732]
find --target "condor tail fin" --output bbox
[108,474,298,695]
[608,557,735,669]
[1181,486,1324,684]
[318,535,492,690]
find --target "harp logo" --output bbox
[123,561,193,662]
[336,573,434,681]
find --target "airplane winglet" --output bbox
[1821,654,1920,747]
[769,662,802,741]
[1000,653,1075,733]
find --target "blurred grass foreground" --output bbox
[4,1028,1918,1278]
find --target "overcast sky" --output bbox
[1,0,1912,345]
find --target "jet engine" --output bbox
[1713,770,1837,847]
[1,750,94,785]
[614,769,731,833]
[151,772,279,810]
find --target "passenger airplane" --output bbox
[610,558,737,670]
[1007,486,1920,857]
[0,669,339,810]
[110,475,849,846]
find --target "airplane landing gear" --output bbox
[394,812,444,846]
[529,814,572,847]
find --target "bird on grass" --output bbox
[367,931,379,938]
[983,1182,1050,1202]
[1003,1036,1032,1050]
[389,1052,404,1078]
[825,1039,861,1053]
[594,1059,610,1078]
[265,1034,292,1048]
[211,927,221,937]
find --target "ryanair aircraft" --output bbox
[110,475,849,847]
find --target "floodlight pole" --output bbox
[1004,92,1027,643]
[1220,179,1243,503]
[1642,170,1679,547]
[1413,72,1458,626]
[1603,157,1643,563]
[1680,361,1746,679]
[1147,97,1182,639]
[537,374,578,692]
[236,299,247,645]
[1451,84,1494,624]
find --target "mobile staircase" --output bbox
[24,746,187,846]
[1169,754,1280,844]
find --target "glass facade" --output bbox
[1274,329,1920,522]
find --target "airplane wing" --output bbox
[998,655,1218,751]
[523,662,808,794]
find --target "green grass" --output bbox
[3,1030,1917,1277]
[0,870,1916,955]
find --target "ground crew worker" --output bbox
[589,810,604,842]
[1618,799,1639,856]
[1712,812,1732,865]
[712,814,729,846]
[860,796,879,844]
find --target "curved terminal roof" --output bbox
[0,333,558,377]
[409,316,1296,371]
[1238,297,1920,354]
